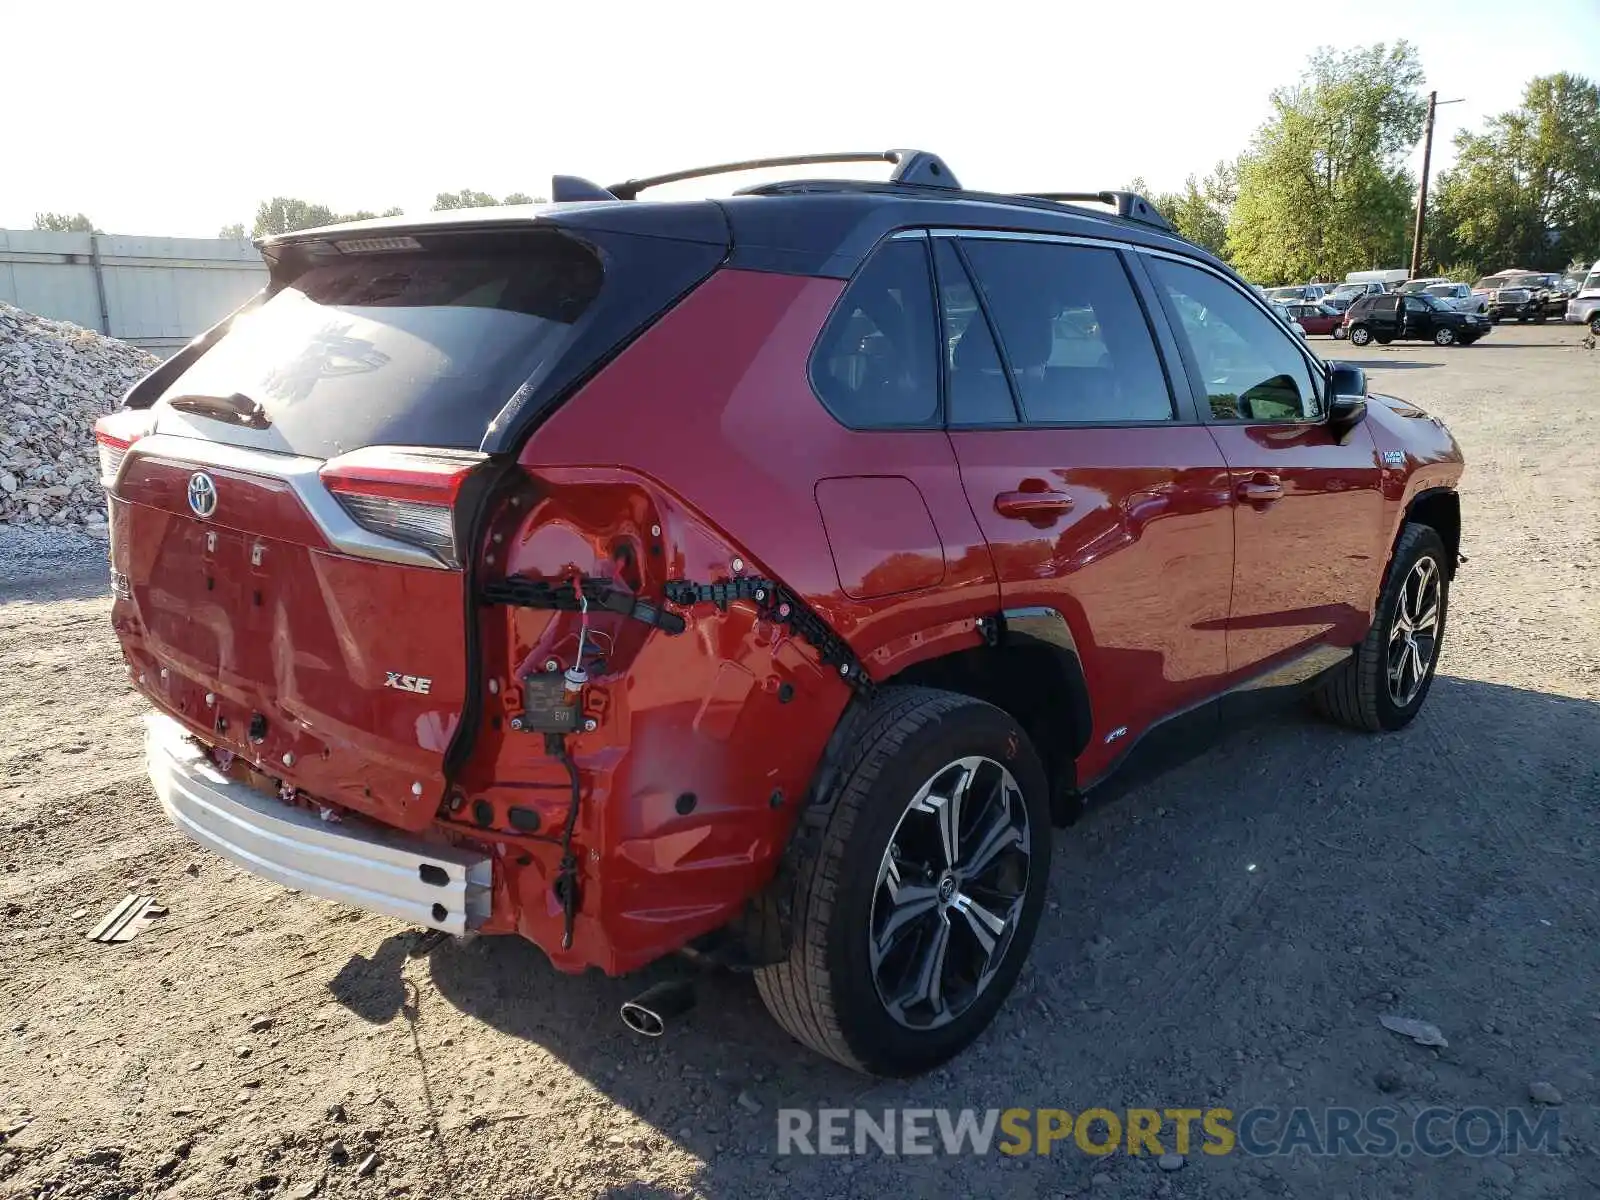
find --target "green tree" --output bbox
[253,197,340,237]
[1429,73,1600,276]
[250,198,405,237]
[218,222,247,239]
[1227,43,1426,284]
[432,189,544,210]
[1129,165,1236,258]
[33,212,100,233]
[432,188,500,210]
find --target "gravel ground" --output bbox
[1,324,1596,1200]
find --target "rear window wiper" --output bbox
[164,392,271,430]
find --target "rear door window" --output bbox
[958,239,1175,424]
[153,230,603,459]
[809,239,940,428]
[933,239,1018,426]
[1148,257,1323,423]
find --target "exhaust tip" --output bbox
[620,978,696,1037]
[620,1002,666,1037]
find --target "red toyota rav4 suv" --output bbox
[97,151,1463,1076]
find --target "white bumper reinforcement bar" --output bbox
[146,714,491,934]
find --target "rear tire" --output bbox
[1433,327,1456,346]
[755,687,1052,1076]
[1374,333,1394,345]
[1332,325,1348,340]
[1348,325,1373,346]
[1313,522,1449,732]
[1590,315,1599,336]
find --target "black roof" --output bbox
[266,148,1228,282]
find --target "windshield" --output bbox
[1400,280,1432,293]
[1416,294,1449,312]
[1584,271,1600,293]
[1265,287,1305,300]
[1475,277,1508,291]
[1504,275,1543,289]
[1330,284,1365,298]
[1424,285,1457,298]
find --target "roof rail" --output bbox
[606,149,959,200]
[1023,191,1173,233]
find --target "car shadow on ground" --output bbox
[328,675,1600,1198]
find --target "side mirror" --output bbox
[1326,363,1367,439]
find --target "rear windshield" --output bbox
[1265,287,1304,300]
[1330,284,1364,297]
[154,231,603,458]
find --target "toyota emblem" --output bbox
[187,471,218,519]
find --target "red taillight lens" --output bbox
[319,448,485,568]
[93,410,154,487]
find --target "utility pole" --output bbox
[1409,92,1464,278]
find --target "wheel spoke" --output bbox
[900,914,951,1014]
[951,892,1008,958]
[875,860,941,957]
[927,765,976,869]
[1409,641,1426,689]
[961,804,1024,879]
[1412,601,1439,633]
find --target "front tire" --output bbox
[755,687,1052,1076]
[1348,324,1373,346]
[1332,325,1348,340]
[1590,314,1599,336]
[1314,522,1449,732]
[1434,327,1457,346]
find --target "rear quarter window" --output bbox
[809,239,940,429]
[153,230,603,459]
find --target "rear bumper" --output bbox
[146,713,491,934]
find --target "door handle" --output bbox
[995,490,1074,520]
[1236,475,1284,504]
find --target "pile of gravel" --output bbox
[1,302,159,535]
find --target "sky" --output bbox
[5,0,1599,237]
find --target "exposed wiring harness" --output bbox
[547,732,584,950]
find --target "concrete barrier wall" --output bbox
[0,230,268,357]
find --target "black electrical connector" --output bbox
[483,575,686,635]
[664,577,876,701]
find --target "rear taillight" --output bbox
[93,410,154,487]
[319,448,485,569]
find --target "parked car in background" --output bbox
[1265,285,1326,304]
[1269,303,1308,337]
[1565,260,1600,333]
[1473,273,1540,322]
[1418,281,1488,316]
[1324,280,1388,312]
[1343,292,1490,346]
[1278,302,1344,336]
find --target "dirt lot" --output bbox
[2,324,1597,1200]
